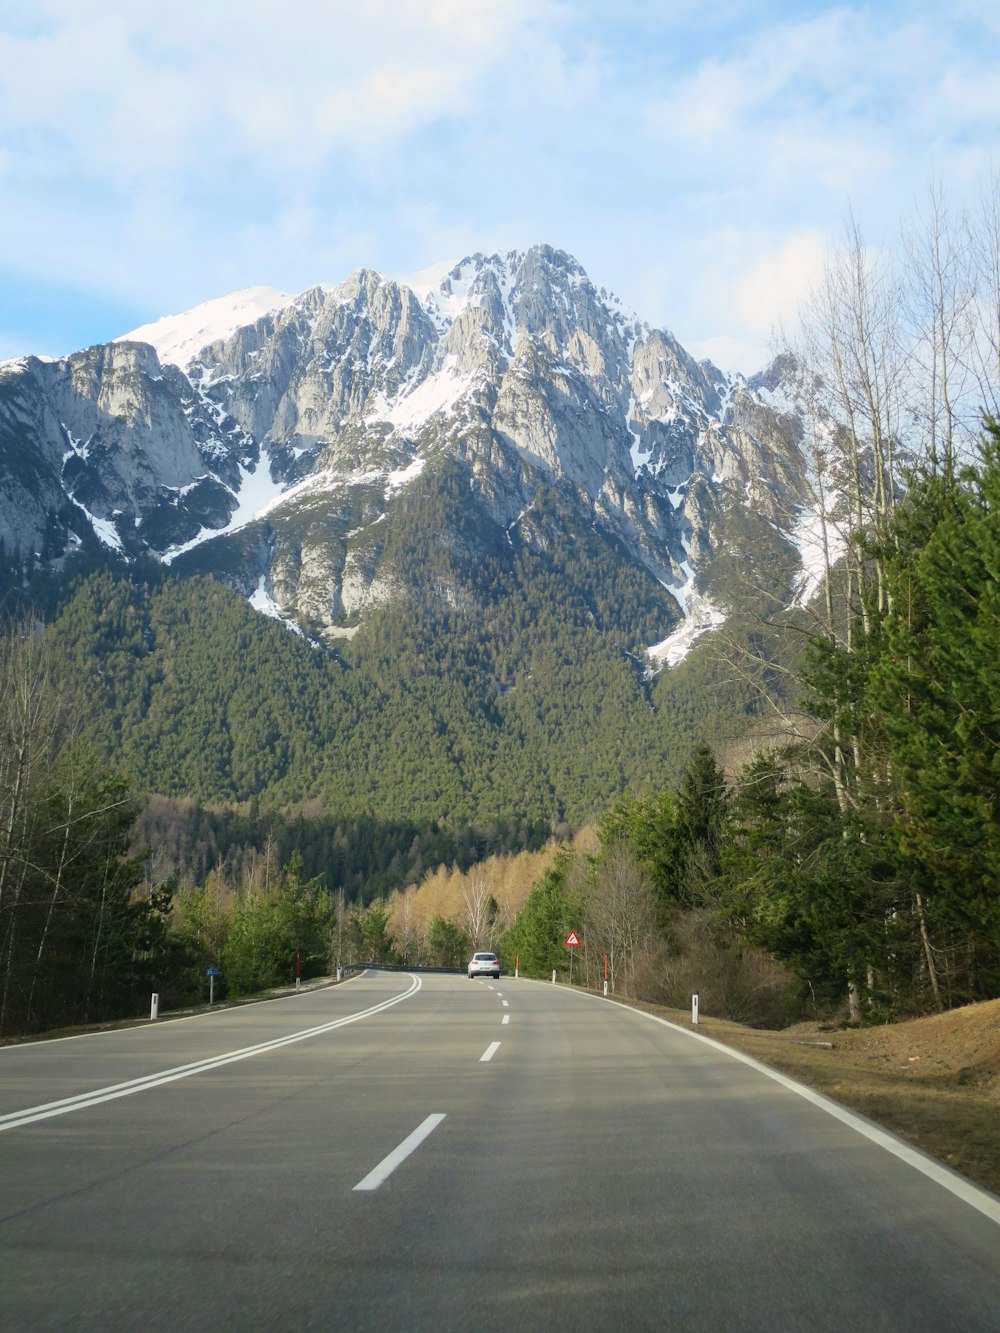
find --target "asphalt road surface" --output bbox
[1,971,998,1331]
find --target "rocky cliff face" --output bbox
[0,339,246,559]
[0,245,812,662]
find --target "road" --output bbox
[1,971,998,1331]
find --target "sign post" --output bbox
[207,967,219,1005]
[564,930,581,986]
[295,951,301,992]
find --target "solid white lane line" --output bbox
[353,1114,447,1192]
[0,977,423,1134]
[0,975,361,1051]
[651,1011,1000,1228]
[546,981,1000,1229]
[480,1041,501,1062]
[502,1015,510,1025]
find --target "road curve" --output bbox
[1,971,998,1331]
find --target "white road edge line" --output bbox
[353,1114,446,1192]
[480,1041,501,1062]
[532,980,1000,1228]
[0,976,423,1133]
[0,969,368,1052]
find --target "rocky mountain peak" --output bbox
[0,245,822,668]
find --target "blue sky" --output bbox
[1,1,998,372]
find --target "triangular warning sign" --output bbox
[564,930,581,947]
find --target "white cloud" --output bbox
[0,1,569,185]
[642,10,858,148]
[733,231,828,337]
[687,333,771,378]
[939,68,1000,120]
[619,5,1000,373]
[640,7,995,214]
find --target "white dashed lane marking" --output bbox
[353,1114,447,1192]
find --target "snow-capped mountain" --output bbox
[119,286,304,372]
[0,245,816,666]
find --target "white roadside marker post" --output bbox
[691,991,699,1025]
[150,993,159,1021]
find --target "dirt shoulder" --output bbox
[622,994,1000,1197]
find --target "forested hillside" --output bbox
[41,481,776,829]
[134,795,550,904]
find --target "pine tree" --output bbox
[873,420,1000,965]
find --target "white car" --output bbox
[468,951,500,979]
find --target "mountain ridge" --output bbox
[0,243,816,673]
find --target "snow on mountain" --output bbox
[788,504,849,610]
[248,576,312,640]
[0,244,823,664]
[161,450,289,564]
[399,258,460,303]
[118,287,300,369]
[383,360,480,431]
[646,591,726,670]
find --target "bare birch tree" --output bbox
[462,874,497,950]
[905,176,978,478]
[584,845,657,996]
